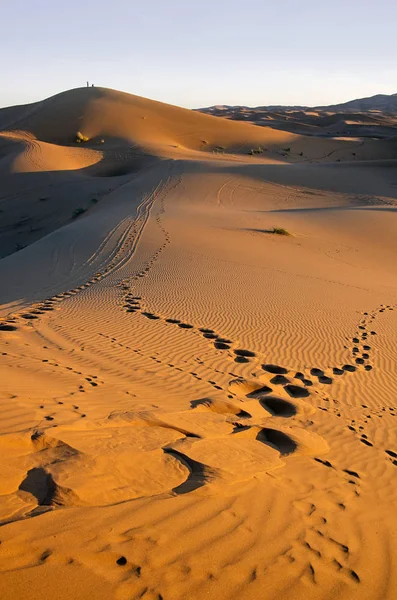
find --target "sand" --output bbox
[198,102,397,139]
[0,87,397,600]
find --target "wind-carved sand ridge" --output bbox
[0,87,397,600]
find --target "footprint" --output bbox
[343,469,359,479]
[314,458,333,468]
[163,448,214,494]
[214,342,230,350]
[246,384,273,398]
[385,450,397,458]
[256,428,297,456]
[342,364,356,373]
[360,437,373,447]
[270,375,290,385]
[311,368,324,377]
[234,349,256,358]
[284,384,310,399]
[258,396,297,417]
[262,364,288,375]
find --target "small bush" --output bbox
[270,227,290,236]
[91,198,99,204]
[76,131,89,143]
[249,147,264,155]
[72,207,87,219]
[283,147,291,152]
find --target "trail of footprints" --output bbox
[0,299,106,425]
[1,296,396,590]
[0,271,120,332]
[116,173,181,291]
[344,303,395,372]
[1,266,396,467]
[1,187,396,584]
[1,188,396,591]
[121,288,393,375]
[282,494,362,586]
[101,308,390,592]
[118,291,397,468]
[0,177,177,428]
[115,180,175,295]
[1,342,105,424]
[0,173,174,332]
[0,184,162,331]
[96,321,369,587]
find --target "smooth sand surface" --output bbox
[0,87,397,600]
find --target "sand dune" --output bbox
[0,87,397,600]
[198,94,397,140]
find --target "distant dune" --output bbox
[316,92,397,113]
[197,92,397,138]
[1,87,397,600]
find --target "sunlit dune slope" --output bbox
[0,87,298,154]
[3,86,396,161]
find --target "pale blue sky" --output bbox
[2,0,396,108]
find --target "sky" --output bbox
[1,0,396,109]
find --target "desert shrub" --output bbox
[76,131,89,143]
[249,147,264,155]
[72,207,87,219]
[271,227,290,236]
[283,147,291,152]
